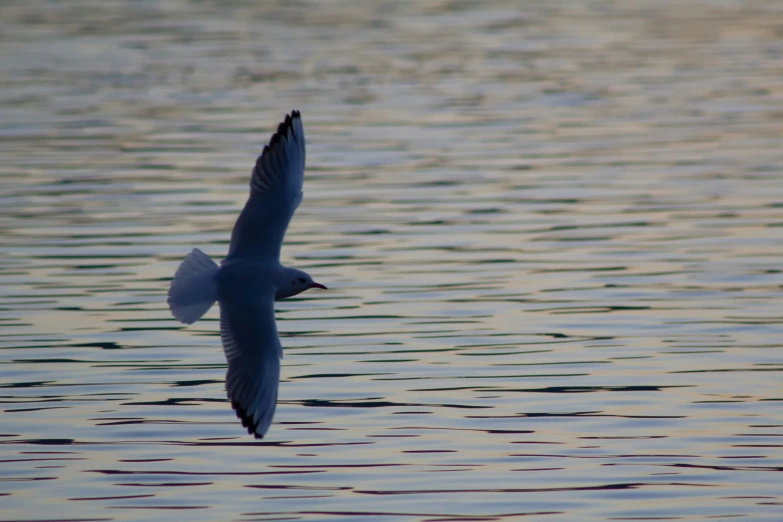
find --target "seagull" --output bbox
[167,110,326,439]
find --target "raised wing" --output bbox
[226,110,305,263]
[219,287,282,439]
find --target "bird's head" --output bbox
[276,268,327,300]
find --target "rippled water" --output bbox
[1,1,782,520]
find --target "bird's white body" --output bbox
[167,111,325,438]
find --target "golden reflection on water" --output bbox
[1,0,782,521]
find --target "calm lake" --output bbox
[1,1,781,520]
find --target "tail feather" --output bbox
[167,248,219,324]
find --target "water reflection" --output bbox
[1,0,782,520]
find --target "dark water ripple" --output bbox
[1,1,782,521]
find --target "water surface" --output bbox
[1,1,781,521]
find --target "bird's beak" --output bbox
[310,282,327,290]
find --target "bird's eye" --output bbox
[298,278,306,283]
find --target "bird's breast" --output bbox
[215,261,279,303]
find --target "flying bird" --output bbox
[167,110,326,438]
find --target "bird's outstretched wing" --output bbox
[219,288,282,439]
[227,110,306,263]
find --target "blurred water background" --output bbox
[1,1,782,520]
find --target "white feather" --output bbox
[167,248,218,324]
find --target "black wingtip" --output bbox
[266,110,300,151]
[250,110,304,193]
[232,399,263,439]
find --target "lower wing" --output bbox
[218,291,282,438]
